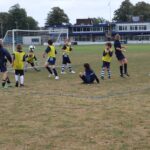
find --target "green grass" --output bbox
[0,44,150,150]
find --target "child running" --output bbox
[25,45,40,72]
[79,63,99,84]
[12,44,26,87]
[100,42,113,79]
[0,41,12,88]
[43,40,59,80]
[61,39,75,74]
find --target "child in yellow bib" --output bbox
[100,42,113,80]
[13,44,26,87]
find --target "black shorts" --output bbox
[15,70,24,76]
[62,55,71,64]
[27,61,35,67]
[115,52,125,61]
[102,61,110,68]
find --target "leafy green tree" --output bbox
[0,12,9,38]
[92,17,108,24]
[45,7,69,26]
[113,0,134,22]
[133,2,150,21]
[26,16,39,30]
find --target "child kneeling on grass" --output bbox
[79,63,99,84]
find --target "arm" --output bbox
[109,51,113,57]
[4,49,12,64]
[43,46,50,58]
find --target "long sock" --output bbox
[20,75,24,85]
[15,75,19,82]
[124,63,127,74]
[53,68,58,76]
[2,80,6,87]
[120,65,123,76]
[101,68,105,78]
[108,69,111,78]
[68,64,72,72]
[61,64,65,72]
[46,66,52,74]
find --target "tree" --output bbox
[133,2,150,21]
[113,0,134,22]
[45,7,69,26]
[26,17,39,30]
[0,12,9,38]
[92,17,108,24]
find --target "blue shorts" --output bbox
[47,57,56,65]
[102,61,110,69]
[0,65,7,72]
[62,55,71,64]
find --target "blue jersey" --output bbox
[0,47,12,66]
[114,40,122,55]
[85,69,98,83]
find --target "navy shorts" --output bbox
[116,53,125,61]
[47,57,56,65]
[0,65,7,72]
[102,61,110,68]
[15,70,24,76]
[62,55,71,64]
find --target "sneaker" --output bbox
[20,84,24,87]
[70,70,75,74]
[120,74,125,78]
[15,81,19,87]
[61,71,66,74]
[55,76,59,80]
[125,73,130,77]
[48,74,52,78]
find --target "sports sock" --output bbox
[53,68,58,76]
[15,75,19,82]
[68,64,72,72]
[101,68,105,78]
[61,64,65,72]
[124,63,127,74]
[107,69,111,78]
[120,65,123,76]
[46,66,52,74]
[20,75,24,85]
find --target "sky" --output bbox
[0,0,150,26]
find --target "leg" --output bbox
[107,68,111,79]
[68,63,75,73]
[24,62,28,72]
[15,70,19,87]
[101,67,105,80]
[61,56,67,74]
[79,73,87,83]
[45,62,52,75]
[52,65,59,80]
[20,70,24,86]
[2,71,7,88]
[123,58,129,76]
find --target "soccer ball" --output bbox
[29,45,35,51]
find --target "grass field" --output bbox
[0,44,150,150]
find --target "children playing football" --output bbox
[12,44,26,87]
[79,63,99,84]
[25,45,40,72]
[114,34,129,78]
[61,39,75,74]
[43,40,59,80]
[100,42,113,80]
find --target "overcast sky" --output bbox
[0,0,150,26]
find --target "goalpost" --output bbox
[3,28,69,71]
[3,28,69,52]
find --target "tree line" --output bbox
[0,0,150,38]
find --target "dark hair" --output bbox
[48,39,53,45]
[84,63,91,71]
[16,44,22,51]
[106,42,112,48]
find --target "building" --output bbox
[46,19,150,43]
